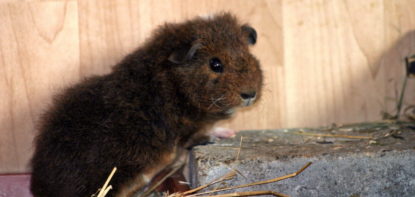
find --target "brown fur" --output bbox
[30,13,263,197]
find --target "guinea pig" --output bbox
[30,12,263,197]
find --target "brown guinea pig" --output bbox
[30,12,263,197]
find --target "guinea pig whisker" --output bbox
[208,95,225,110]
[208,97,221,109]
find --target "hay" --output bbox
[92,162,311,197]
[293,131,372,139]
[92,167,117,197]
[167,162,312,197]
[93,137,312,197]
[165,135,312,197]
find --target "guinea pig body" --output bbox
[30,13,263,197]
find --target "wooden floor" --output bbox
[0,0,414,173]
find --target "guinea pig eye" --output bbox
[209,57,223,73]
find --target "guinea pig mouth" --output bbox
[224,108,235,115]
[241,97,256,107]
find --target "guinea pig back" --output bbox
[30,12,263,197]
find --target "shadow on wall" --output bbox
[376,30,415,119]
[320,30,415,126]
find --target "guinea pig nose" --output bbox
[240,91,256,100]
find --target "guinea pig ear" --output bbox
[168,42,202,64]
[241,25,257,45]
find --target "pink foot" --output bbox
[209,127,237,138]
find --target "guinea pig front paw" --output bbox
[209,127,237,138]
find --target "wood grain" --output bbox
[283,0,415,127]
[0,0,79,173]
[0,0,414,173]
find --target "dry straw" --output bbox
[93,167,117,197]
[95,136,312,197]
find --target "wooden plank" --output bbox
[78,0,141,76]
[282,0,415,127]
[0,0,79,173]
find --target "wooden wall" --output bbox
[0,0,414,173]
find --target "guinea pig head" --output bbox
[167,14,263,117]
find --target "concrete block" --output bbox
[190,122,415,197]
